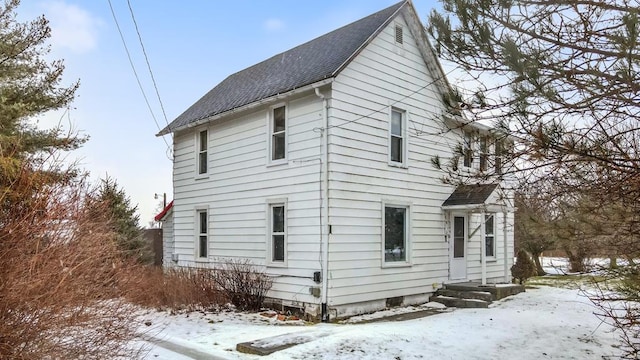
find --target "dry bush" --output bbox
[0,170,142,359]
[212,258,273,311]
[123,266,226,311]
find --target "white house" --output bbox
[156,0,514,320]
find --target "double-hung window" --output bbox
[383,203,410,265]
[271,105,286,162]
[197,130,208,175]
[197,209,208,259]
[479,137,488,172]
[495,140,503,175]
[268,202,286,265]
[389,108,406,165]
[463,131,473,168]
[485,213,495,258]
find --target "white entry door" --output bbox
[450,214,467,280]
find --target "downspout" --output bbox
[314,86,331,322]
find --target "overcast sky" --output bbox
[17,0,438,226]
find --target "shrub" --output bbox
[212,258,273,311]
[511,249,537,284]
[0,174,141,359]
[123,266,226,311]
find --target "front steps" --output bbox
[430,282,525,308]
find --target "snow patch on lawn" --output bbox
[140,286,622,359]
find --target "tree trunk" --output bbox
[531,252,546,276]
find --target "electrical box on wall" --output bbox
[309,287,321,298]
[313,271,322,283]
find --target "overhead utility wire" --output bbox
[126,0,172,134]
[107,0,172,158]
[325,66,459,132]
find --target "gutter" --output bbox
[313,85,331,322]
[157,78,334,136]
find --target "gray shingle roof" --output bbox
[159,1,406,135]
[442,184,499,207]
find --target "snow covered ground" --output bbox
[137,285,622,359]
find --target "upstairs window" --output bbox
[197,130,208,175]
[463,131,473,168]
[389,108,406,165]
[485,214,495,258]
[271,105,286,162]
[479,136,488,172]
[495,140,503,175]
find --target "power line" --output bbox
[326,66,459,132]
[106,0,172,159]
[126,0,172,133]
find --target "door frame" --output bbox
[449,212,468,281]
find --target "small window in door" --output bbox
[453,216,465,258]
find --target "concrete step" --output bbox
[443,283,525,301]
[429,295,490,309]
[436,289,493,302]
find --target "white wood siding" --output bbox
[171,93,325,305]
[161,211,174,268]
[326,15,464,306]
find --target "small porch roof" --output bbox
[441,183,513,212]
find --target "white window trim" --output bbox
[485,213,496,260]
[195,127,209,179]
[195,206,209,262]
[381,200,412,268]
[266,198,288,267]
[388,107,408,168]
[267,103,288,166]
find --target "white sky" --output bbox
[17,0,438,226]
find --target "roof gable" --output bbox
[159,1,407,135]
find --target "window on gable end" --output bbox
[197,130,208,175]
[271,105,286,162]
[389,108,407,166]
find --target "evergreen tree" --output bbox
[511,250,536,285]
[0,0,84,180]
[92,176,152,264]
[0,2,141,357]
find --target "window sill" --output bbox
[388,161,408,169]
[267,262,288,268]
[195,174,209,181]
[267,160,288,168]
[194,258,209,263]
[382,261,412,269]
